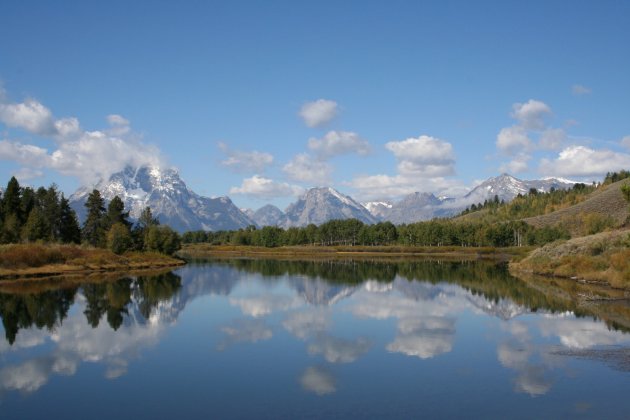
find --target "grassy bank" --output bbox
[0,243,185,280]
[179,243,533,260]
[510,230,630,289]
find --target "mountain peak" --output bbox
[70,165,254,232]
[284,186,377,227]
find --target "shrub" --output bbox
[107,223,133,255]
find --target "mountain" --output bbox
[384,192,456,224]
[283,187,378,227]
[362,201,393,219]
[251,204,286,227]
[70,165,255,232]
[361,174,577,224]
[463,173,575,205]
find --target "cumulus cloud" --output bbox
[218,142,274,173]
[0,89,164,186]
[229,294,301,317]
[538,128,566,150]
[308,130,370,159]
[13,167,44,181]
[496,125,532,155]
[539,145,630,177]
[229,175,304,199]
[299,99,338,128]
[217,318,273,350]
[499,153,531,174]
[283,309,331,340]
[307,335,371,363]
[0,97,57,136]
[386,135,455,176]
[572,84,591,95]
[299,366,336,395]
[386,317,455,359]
[283,153,332,185]
[345,135,459,201]
[511,99,552,130]
[347,173,461,201]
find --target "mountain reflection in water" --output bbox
[1,259,629,418]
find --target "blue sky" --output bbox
[1,0,629,209]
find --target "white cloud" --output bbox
[106,114,131,136]
[499,153,530,174]
[385,135,455,176]
[0,89,164,186]
[511,99,552,130]
[13,167,44,181]
[0,140,51,167]
[0,98,56,136]
[299,99,338,128]
[347,173,460,200]
[283,153,332,185]
[218,142,274,173]
[307,335,371,363]
[299,366,336,395]
[539,145,630,177]
[229,294,301,317]
[230,175,304,199]
[572,84,591,95]
[620,135,630,149]
[283,309,331,340]
[496,125,532,155]
[308,130,370,159]
[217,318,273,350]
[538,128,566,150]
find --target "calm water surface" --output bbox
[1,259,630,419]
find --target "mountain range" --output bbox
[69,166,576,232]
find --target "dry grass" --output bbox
[179,243,532,261]
[524,179,630,236]
[0,244,184,280]
[510,229,630,289]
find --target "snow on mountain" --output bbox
[463,173,576,205]
[69,165,255,232]
[251,204,286,227]
[283,187,378,227]
[362,201,393,219]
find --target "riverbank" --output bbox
[178,243,533,260]
[0,244,185,281]
[509,229,630,289]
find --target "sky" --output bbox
[1,0,629,210]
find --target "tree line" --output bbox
[182,217,569,248]
[0,176,180,255]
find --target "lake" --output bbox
[1,258,630,419]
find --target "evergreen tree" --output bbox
[132,206,159,250]
[22,207,50,242]
[105,196,131,229]
[58,196,81,244]
[82,189,106,247]
[107,223,133,254]
[3,177,23,225]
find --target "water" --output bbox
[1,259,630,419]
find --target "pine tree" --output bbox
[59,195,81,244]
[22,207,49,242]
[3,177,23,226]
[82,189,106,247]
[105,196,131,229]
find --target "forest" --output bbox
[0,176,180,256]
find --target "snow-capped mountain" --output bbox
[251,204,286,227]
[362,201,393,219]
[361,174,577,224]
[70,165,255,232]
[384,192,455,224]
[283,187,378,227]
[463,173,576,205]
